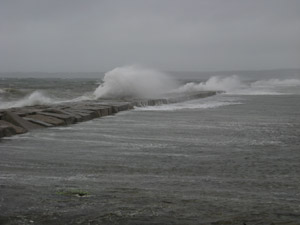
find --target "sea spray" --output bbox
[174,75,300,95]
[0,91,55,109]
[175,75,245,93]
[93,65,178,99]
[1,72,300,110]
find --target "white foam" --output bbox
[0,91,56,109]
[135,97,242,111]
[1,70,299,110]
[93,65,178,99]
[174,75,300,96]
[175,75,246,93]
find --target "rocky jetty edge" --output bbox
[0,91,216,138]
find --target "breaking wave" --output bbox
[94,67,300,98]
[1,66,299,109]
[0,91,56,109]
[174,75,300,95]
[175,75,245,93]
[93,65,178,99]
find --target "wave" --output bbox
[135,96,242,111]
[1,66,299,110]
[174,75,300,96]
[93,66,298,98]
[93,65,178,99]
[0,91,56,109]
[175,75,245,93]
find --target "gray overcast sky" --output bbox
[0,0,299,72]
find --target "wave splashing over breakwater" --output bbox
[93,65,178,99]
[1,68,300,109]
[93,67,300,99]
[176,75,300,95]
[0,91,56,109]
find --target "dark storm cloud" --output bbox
[0,0,299,72]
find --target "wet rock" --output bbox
[38,112,76,125]
[2,111,43,131]
[64,109,98,121]
[0,125,16,137]
[23,117,54,127]
[103,103,133,113]
[79,109,99,118]
[76,107,101,117]
[25,114,65,126]
[65,111,94,122]
[42,108,73,115]
[99,107,112,116]
[0,120,27,134]
[83,105,113,116]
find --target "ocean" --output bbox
[0,68,300,224]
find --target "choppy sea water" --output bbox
[0,71,300,224]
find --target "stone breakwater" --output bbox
[0,91,216,138]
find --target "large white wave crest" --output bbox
[93,65,178,99]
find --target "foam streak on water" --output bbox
[135,96,242,111]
